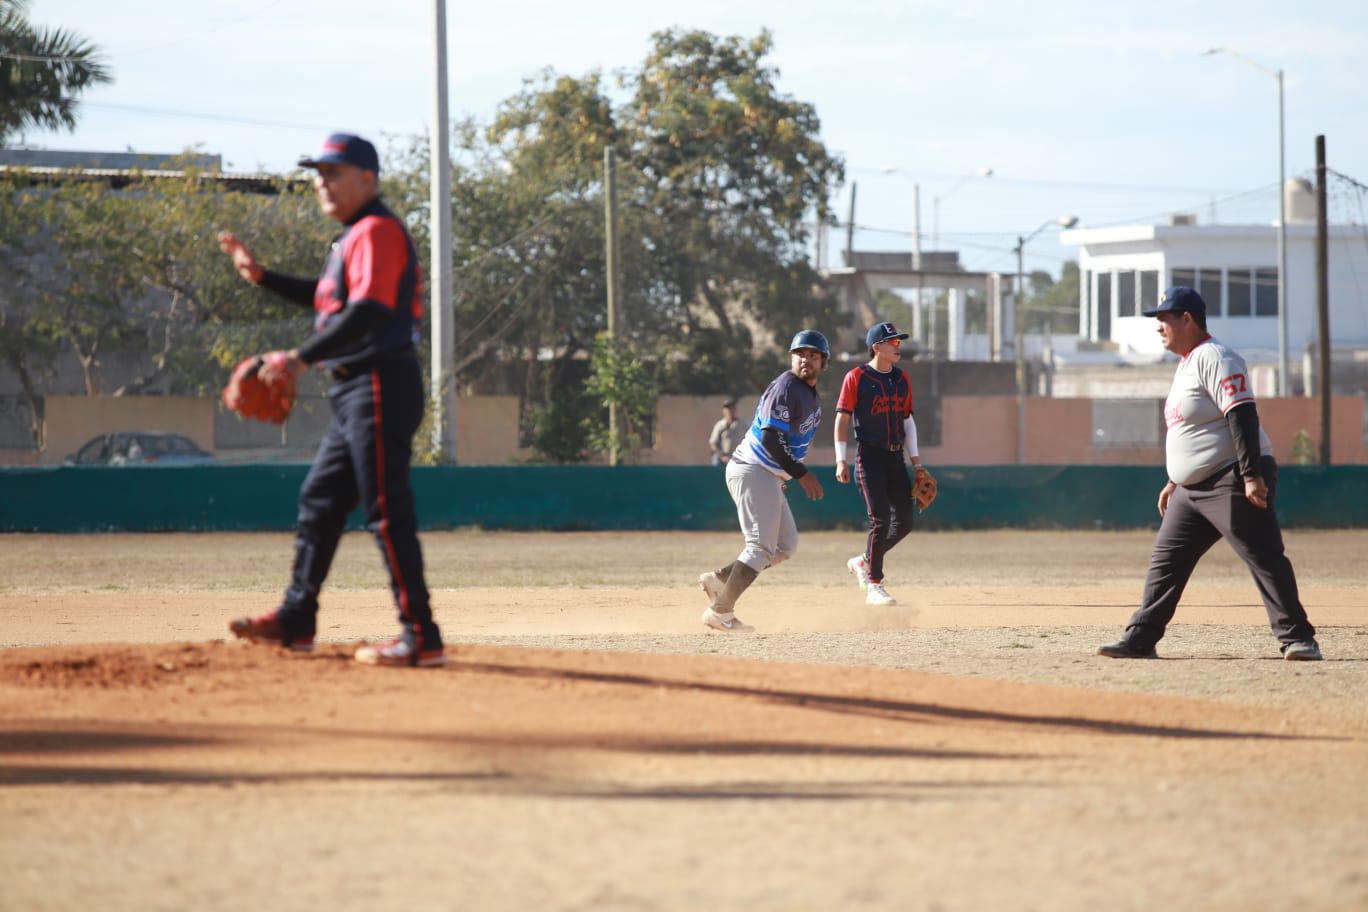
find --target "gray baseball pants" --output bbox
[725,460,798,573]
[1123,456,1316,650]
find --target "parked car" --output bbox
[64,432,215,466]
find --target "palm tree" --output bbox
[0,0,112,144]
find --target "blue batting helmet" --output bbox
[788,329,830,357]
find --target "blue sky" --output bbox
[19,0,1368,276]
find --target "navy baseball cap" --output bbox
[866,322,910,347]
[1143,285,1206,318]
[298,133,380,174]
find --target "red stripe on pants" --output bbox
[371,370,418,642]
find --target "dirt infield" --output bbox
[2,530,1366,911]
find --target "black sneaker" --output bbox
[1282,640,1323,661]
[1097,640,1157,659]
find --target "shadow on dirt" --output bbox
[456,659,1333,742]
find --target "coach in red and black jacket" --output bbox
[833,322,928,607]
[217,132,444,669]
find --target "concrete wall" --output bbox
[43,396,215,464]
[1259,396,1368,465]
[5,392,1365,468]
[454,395,522,465]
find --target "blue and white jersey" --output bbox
[731,370,822,480]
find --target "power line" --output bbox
[0,50,99,63]
[123,4,281,54]
[1085,179,1287,229]
[849,222,1071,263]
[82,101,346,135]
[1329,168,1368,194]
[850,165,1242,196]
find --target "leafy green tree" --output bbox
[393,29,846,460]
[583,333,660,463]
[0,166,333,396]
[1023,261,1081,334]
[0,248,57,446]
[0,0,111,143]
[623,29,847,390]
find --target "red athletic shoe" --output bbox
[228,611,315,652]
[354,638,446,668]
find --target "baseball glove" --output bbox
[221,353,297,424]
[913,466,938,510]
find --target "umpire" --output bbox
[1099,286,1321,661]
[217,132,445,668]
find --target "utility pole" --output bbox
[1012,216,1077,464]
[1015,237,1027,464]
[1276,69,1289,396]
[1314,135,1331,465]
[845,181,857,266]
[911,184,922,272]
[1202,49,1290,395]
[912,183,926,350]
[603,146,622,466]
[428,0,456,462]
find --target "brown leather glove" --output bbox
[913,466,938,510]
[221,353,298,425]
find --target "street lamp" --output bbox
[1204,47,1288,396]
[932,166,994,255]
[1014,215,1079,463]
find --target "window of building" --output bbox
[1254,267,1278,316]
[1117,271,1137,317]
[1198,269,1223,317]
[1171,267,1196,288]
[1227,269,1252,316]
[1096,271,1111,339]
[1139,270,1159,314]
[1092,400,1163,449]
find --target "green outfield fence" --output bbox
[3,464,1367,533]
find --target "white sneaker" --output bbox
[865,583,896,606]
[847,555,871,591]
[698,571,725,602]
[701,606,754,632]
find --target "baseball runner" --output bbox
[218,132,446,668]
[696,330,829,632]
[1099,286,1321,661]
[833,322,934,606]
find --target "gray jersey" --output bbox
[1163,337,1271,485]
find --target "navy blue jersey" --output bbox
[311,198,423,372]
[731,370,822,479]
[836,364,913,446]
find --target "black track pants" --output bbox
[855,444,915,583]
[1124,457,1315,650]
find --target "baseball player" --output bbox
[1099,286,1321,661]
[696,330,829,632]
[217,132,446,668]
[833,322,932,606]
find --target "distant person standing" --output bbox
[217,132,446,668]
[1099,286,1321,661]
[696,332,828,632]
[833,322,933,607]
[708,399,739,466]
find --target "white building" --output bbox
[1060,182,1368,376]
